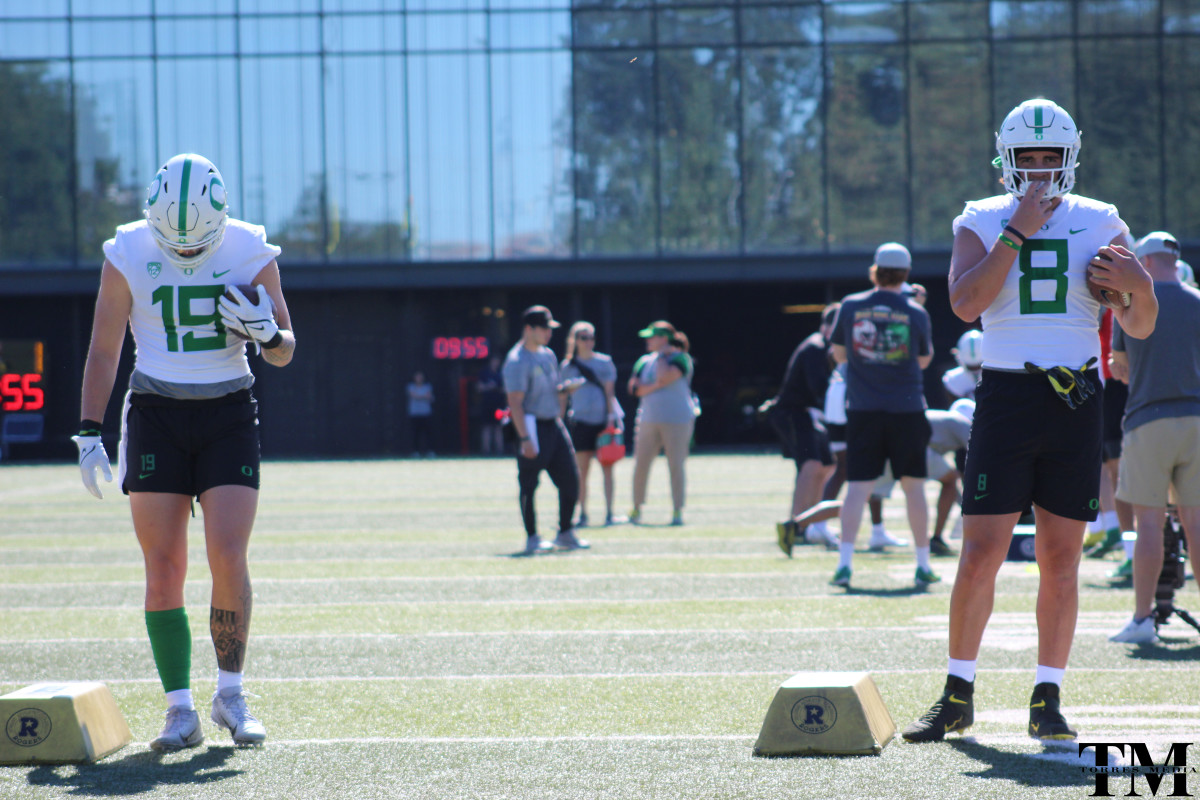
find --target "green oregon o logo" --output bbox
[241,466,253,477]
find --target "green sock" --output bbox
[145,608,192,693]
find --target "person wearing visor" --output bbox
[627,321,697,526]
[903,98,1156,745]
[72,153,295,751]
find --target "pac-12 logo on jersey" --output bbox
[147,261,162,279]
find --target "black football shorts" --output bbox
[962,369,1102,521]
[122,389,261,497]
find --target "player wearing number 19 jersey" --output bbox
[902,99,1156,745]
[73,154,296,751]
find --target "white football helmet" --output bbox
[950,398,976,425]
[1177,259,1197,288]
[144,153,229,270]
[995,98,1080,199]
[954,330,984,370]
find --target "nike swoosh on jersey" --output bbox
[213,268,231,278]
[974,493,990,501]
[138,472,154,479]
[1069,228,1087,234]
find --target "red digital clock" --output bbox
[0,339,46,411]
[431,336,489,360]
[1,373,43,411]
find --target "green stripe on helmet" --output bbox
[176,157,192,237]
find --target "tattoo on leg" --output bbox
[211,578,253,673]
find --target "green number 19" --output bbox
[150,285,228,352]
[1018,239,1069,314]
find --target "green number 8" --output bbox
[1018,239,1069,315]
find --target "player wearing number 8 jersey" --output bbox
[73,153,295,751]
[903,99,1156,745]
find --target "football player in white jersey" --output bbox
[72,154,295,751]
[903,99,1156,744]
[942,329,983,401]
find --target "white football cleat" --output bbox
[211,689,267,746]
[150,705,204,752]
[868,528,910,551]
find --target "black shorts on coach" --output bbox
[774,406,832,467]
[122,389,261,497]
[962,369,1102,522]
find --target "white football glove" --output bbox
[71,435,113,499]
[218,285,279,346]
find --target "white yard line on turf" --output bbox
[3,672,1194,687]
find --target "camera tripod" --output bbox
[1152,510,1200,636]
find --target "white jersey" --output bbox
[823,363,847,425]
[941,366,979,400]
[953,193,1128,370]
[104,218,281,384]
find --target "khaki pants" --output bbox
[632,420,695,513]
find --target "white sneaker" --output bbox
[150,705,203,752]
[806,522,840,550]
[868,528,910,551]
[1109,616,1158,644]
[521,535,554,556]
[211,689,267,746]
[553,529,591,551]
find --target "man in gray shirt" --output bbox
[1109,232,1200,643]
[503,305,587,555]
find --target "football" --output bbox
[1087,252,1132,310]
[223,284,270,340]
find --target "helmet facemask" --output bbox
[995,100,1081,199]
[144,154,229,270]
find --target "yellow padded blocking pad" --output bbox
[0,682,131,764]
[753,671,896,757]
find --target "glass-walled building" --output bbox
[2,0,1198,274]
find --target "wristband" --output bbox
[79,419,103,437]
[1003,225,1026,244]
[997,234,1020,252]
[262,331,284,349]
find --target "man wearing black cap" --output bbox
[503,305,588,555]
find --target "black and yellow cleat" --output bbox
[902,675,974,742]
[776,521,797,558]
[1028,682,1077,740]
[1085,528,1122,559]
[929,536,957,557]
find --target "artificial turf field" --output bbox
[1,453,1197,799]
